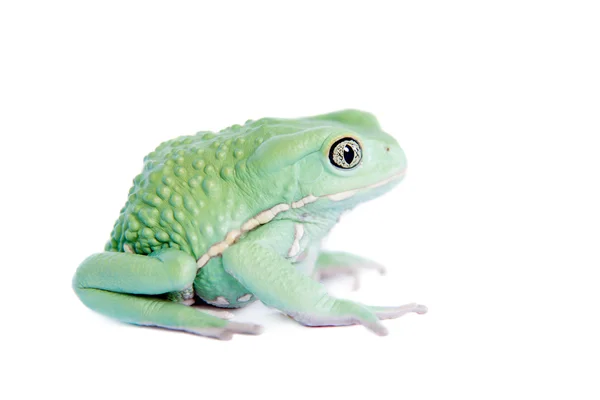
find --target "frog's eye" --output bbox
[329,138,362,169]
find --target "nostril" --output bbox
[385,147,390,152]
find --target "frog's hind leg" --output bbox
[314,251,386,290]
[73,249,262,340]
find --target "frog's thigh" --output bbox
[73,249,261,339]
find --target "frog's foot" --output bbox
[290,300,427,336]
[191,305,235,320]
[187,320,264,341]
[369,303,428,320]
[223,233,427,337]
[314,251,386,291]
[314,262,385,290]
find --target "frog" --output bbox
[73,109,427,340]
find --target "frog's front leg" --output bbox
[314,251,386,290]
[73,249,262,340]
[222,222,426,336]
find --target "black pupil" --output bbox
[343,145,354,164]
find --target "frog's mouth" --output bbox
[195,170,406,269]
[324,169,407,202]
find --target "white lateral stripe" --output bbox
[255,209,275,224]
[327,190,357,201]
[303,194,318,205]
[291,194,317,208]
[271,203,291,213]
[225,230,241,244]
[208,241,228,257]
[196,254,210,268]
[195,172,404,269]
[241,218,259,232]
[195,202,294,269]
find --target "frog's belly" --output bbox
[193,258,255,308]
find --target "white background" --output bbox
[1,1,599,399]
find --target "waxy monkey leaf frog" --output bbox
[73,110,427,339]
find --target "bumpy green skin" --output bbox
[73,110,426,339]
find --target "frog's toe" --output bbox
[225,321,264,336]
[189,321,263,340]
[366,261,387,275]
[362,320,389,336]
[213,330,234,341]
[192,305,235,320]
[316,261,387,291]
[414,304,428,314]
[370,303,428,320]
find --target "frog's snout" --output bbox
[384,140,407,175]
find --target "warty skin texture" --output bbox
[74,109,427,339]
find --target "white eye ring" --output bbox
[329,138,362,169]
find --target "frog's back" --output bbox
[104,118,312,260]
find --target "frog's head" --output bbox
[248,109,406,211]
